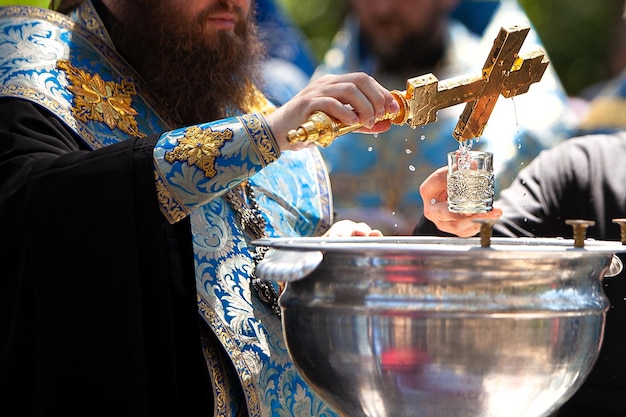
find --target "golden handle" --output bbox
[286,91,408,147]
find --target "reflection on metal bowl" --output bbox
[253,236,626,417]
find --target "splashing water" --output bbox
[457,139,474,170]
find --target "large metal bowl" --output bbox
[253,236,626,417]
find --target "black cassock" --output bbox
[0,98,212,416]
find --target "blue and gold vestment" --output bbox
[0,2,337,415]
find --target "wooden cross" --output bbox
[286,25,549,146]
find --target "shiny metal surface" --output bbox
[254,236,626,417]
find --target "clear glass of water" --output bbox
[447,150,494,214]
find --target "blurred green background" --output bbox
[2,0,623,96]
[0,0,47,6]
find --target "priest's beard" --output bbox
[107,1,265,127]
[362,23,445,83]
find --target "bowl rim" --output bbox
[252,236,626,255]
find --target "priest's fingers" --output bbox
[267,73,399,151]
[420,166,449,214]
[420,167,503,237]
[305,73,399,129]
[323,220,384,237]
[431,209,503,238]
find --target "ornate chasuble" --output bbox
[0,3,336,416]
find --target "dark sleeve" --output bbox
[0,98,211,416]
[494,134,626,414]
[494,133,626,240]
[412,215,457,237]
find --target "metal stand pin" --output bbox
[565,219,596,248]
[612,218,626,245]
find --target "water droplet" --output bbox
[408,164,416,172]
[373,133,378,138]
[367,146,373,152]
[431,198,437,205]
[405,149,412,154]
[420,135,426,141]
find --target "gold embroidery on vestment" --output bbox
[198,296,262,417]
[164,126,233,178]
[242,83,276,115]
[154,169,187,223]
[240,114,280,166]
[57,59,145,138]
[199,326,232,416]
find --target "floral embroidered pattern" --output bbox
[164,125,233,178]
[57,59,145,138]
[154,169,187,223]
[240,114,280,166]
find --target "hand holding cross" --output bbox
[286,24,549,146]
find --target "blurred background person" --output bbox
[574,15,626,136]
[255,0,318,105]
[312,0,576,235]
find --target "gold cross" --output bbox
[400,24,549,141]
[287,25,549,146]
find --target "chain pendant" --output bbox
[224,182,281,317]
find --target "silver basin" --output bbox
[253,236,626,417]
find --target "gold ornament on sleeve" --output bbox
[286,25,549,147]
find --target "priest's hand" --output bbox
[265,72,400,151]
[420,167,503,237]
[323,220,383,237]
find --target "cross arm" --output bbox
[286,24,549,146]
